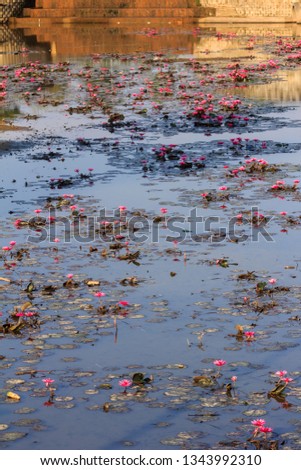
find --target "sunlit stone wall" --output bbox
[200,0,293,18]
[18,0,295,21]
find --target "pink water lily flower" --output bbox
[42,378,55,387]
[281,377,293,383]
[268,278,277,284]
[275,370,287,377]
[244,331,255,340]
[119,379,132,389]
[251,419,266,427]
[24,311,36,317]
[213,359,227,367]
[160,208,168,214]
[219,186,228,191]
[119,301,129,307]
[94,292,105,298]
[259,426,273,434]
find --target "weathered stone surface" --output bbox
[201,0,293,18]
[14,0,296,21]
[293,2,301,23]
[24,0,196,19]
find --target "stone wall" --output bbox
[200,0,293,18]
[22,0,200,20]
[13,0,296,23]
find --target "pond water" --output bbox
[1,22,301,450]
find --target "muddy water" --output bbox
[1,23,301,450]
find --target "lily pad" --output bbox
[0,432,27,442]
[243,409,267,417]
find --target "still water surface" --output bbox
[1,22,301,450]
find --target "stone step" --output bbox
[35,0,195,8]
[23,7,194,18]
[12,16,195,26]
[200,15,291,22]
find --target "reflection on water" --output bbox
[0,24,51,65]
[1,23,301,102]
[193,24,301,60]
[6,24,195,61]
[236,69,301,103]
[1,23,301,61]
[0,25,26,65]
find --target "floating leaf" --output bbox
[11,419,42,427]
[6,379,25,386]
[132,372,152,386]
[235,324,244,339]
[20,301,32,312]
[98,383,112,390]
[54,396,74,402]
[54,403,75,409]
[25,281,35,293]
[243,409,267,417]
[41,285,57,295]
[132,372,145,384]
[103,402,110,412]
[256,282,267,293]
[155,422,171,428]
[84,279,100,287]
[14,407,36,414]
[9,319,25,334]
[120,277,139,286]
[7,392,21,401]
[193,376,214,387]
[237,271,256,281]
[268,382,287,397]
[166,364,186,369]
[0,432,27,442]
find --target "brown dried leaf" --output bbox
[20,301,32,312]
[7,392,21,401]
[84,279,100,287]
